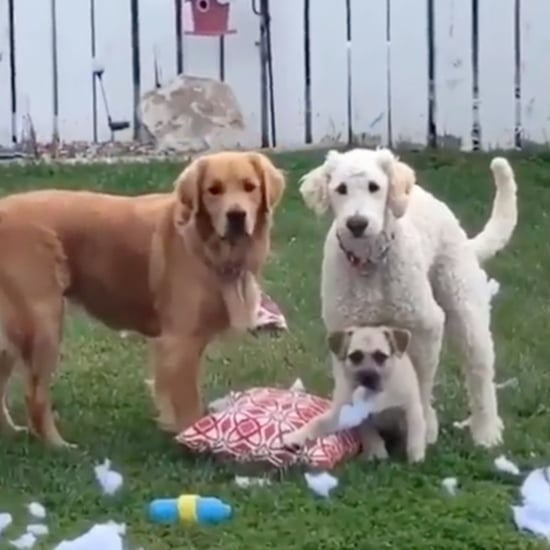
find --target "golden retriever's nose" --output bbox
[346,215,368,238]
[226,208,246,236]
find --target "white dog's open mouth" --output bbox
[336,230,392,269]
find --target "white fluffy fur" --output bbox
[299,148,518,448]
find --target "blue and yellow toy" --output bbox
[148,495,233,526]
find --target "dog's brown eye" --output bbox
[371,350,388,365]
[243,180,256,193]
[348,350,364,365]
[368,181,380,193]
[209,183,223,196]
[336,182,347,195]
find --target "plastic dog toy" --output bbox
[148,495,232,525]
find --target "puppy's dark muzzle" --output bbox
[356,370,381,392]
[226,209,247,238]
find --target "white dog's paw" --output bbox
[281,430,307,452]
[470,415,503,448]
[406,443,426,464]
[425,406,439,445]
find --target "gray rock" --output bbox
[139,75,246,153]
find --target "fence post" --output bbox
[130,0,141,140]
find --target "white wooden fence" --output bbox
[0,0,549,152]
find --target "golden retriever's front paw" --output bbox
[53,439,78,450]
[156,415,178,434]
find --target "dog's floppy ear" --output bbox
[248,152,286,210]
[172,156,207,229]
[327,329,352,360]
[174,156,207,211]
[383,327,411,357]
[376,148,415,218]
[299,149,340,215]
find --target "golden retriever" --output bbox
[0,151,285,446]
[0,218,70,445]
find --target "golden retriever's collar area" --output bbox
[202,254,248,280]
[181,221,264,282]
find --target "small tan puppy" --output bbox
[283,325,427,463]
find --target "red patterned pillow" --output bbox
[176,385,360,469]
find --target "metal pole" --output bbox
[175,0,183,73]
[264,0,276,147]
[90,0,98,142]
[130,0,141,140]
[51,0,59,143]
[219,37,225,81]
[7,0,16,143]
[258,0,269,148]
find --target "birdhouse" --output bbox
[185,0,236,36]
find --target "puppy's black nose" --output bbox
[357,371,381,391]
[346,215,368,237]
[226,209,246,235]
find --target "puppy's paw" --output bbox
[362,441,389,461]
[281,430,307,452]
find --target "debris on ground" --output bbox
[25,524,48,537]
[442,477,458,496]
[9,532,36,549]
[495,377,519,390]
[234,476,271,489]
[304,471,339,498]
[512,466,550,542]
[0,513,13,534]
[495,455,521,476]
[52,521,127,550]
[94,459,124,496]
[27,503,46,520]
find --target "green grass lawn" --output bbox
[0,150,550,549]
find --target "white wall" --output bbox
[0,0,547,151]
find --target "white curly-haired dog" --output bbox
[298,148,517,448]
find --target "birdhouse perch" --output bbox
[185,0,236,36]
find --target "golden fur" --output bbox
[0,151,285,446]
[0,219,70,445]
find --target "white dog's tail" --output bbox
[469,157,518,263]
